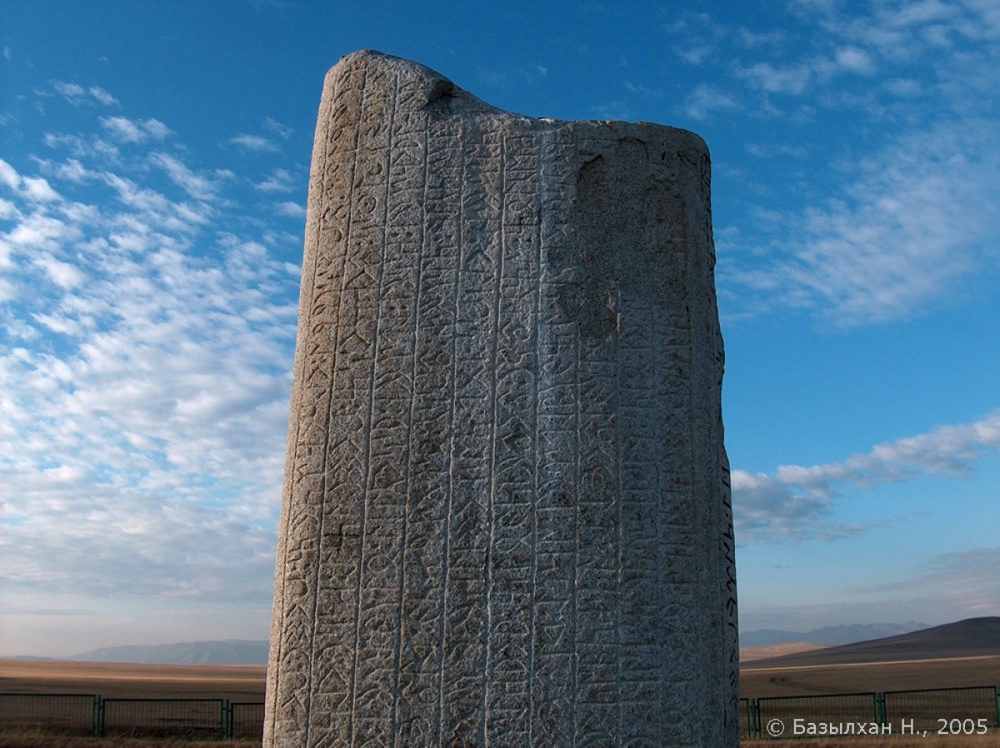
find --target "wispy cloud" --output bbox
[101,116,171,143]
[674,44,715,65]
[254,168,295,193]
[263,117,293,139]
[726,116,1000,325]
[716,0,1000,325]
[1,89,302,610]
[230,133,280,152]
[736,61,812,94]
[149,152,224,201]
[664,11,727,65]
[275,201,305,218]
[51,81,119,107]
[746,143,809,158]
[230,118,295,153]
[739,546,1000,630]
[682,83,740,121]
[734,410,1000,543]
[0,159,20,190]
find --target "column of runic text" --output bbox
[266,49,738,747]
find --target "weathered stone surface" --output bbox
[265,50,737,747]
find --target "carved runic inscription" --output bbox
[265,50,738,747]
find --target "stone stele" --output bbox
[265,50,738,747]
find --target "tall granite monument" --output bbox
[266,50,737,746]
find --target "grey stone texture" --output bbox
[265,50,738,747]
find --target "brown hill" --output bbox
[743,616,1000,669]
[740,642,831,661]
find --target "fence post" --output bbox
[749,698,760,738]
[994,685,999,729]
[222,698,230,740]
[875,691,886,727]
[93,694,104,738]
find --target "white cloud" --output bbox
[833,45,876,74]
[263,117,293,139]
[726,115,1000,324]
[35,254,86,289]
[886,0,958,28]
[52,81,86,100]
[52,81,118,107]
[832,0,999,61]
[275,201,305,218]
[1,94,302,618]
[22,176,60,202]
[885,77,923,95]
[0,158,21,190]
[734,410,1000,543]
[1,161,63,203]
[230,133,280,152]
[736,61,812,94]
[716,0,1000,324]
[0,198,16,221]
[738,28,785,49]
[101,116,171,143]
[88,86,118,106]
[746,143,809,158]
[149,152,220,201]
[674,44,714,65]
[5,212,81,253]
[255,168,295,193]
[664,11,728,63]
[54,158,89,182]
[44,132,122,163]
[682,83,740,121]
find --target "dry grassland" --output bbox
[741,654,1000,698]
[741,643,832,661]
[742,654,999,747]
[0,660,266,702]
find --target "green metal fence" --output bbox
[754,692,880,739]
[0,693,265,740]
[4,687,999,741]
[0,693,99,737]
[742,685,1000,740]
[100,698,229,739]
[229,700,266,740]
[882,686,1000,735]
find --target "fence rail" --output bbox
[742,685,1000,740]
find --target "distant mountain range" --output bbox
[743,616,1000,668]
[740,621,928,647]
[58,617,1000,666]
[71,639,269,665]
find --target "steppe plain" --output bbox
[3,656,998,746]
[6,652,998,702]
[2,618,998,746]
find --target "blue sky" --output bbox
[1,0,997,658]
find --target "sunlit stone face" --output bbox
[265,50,737,747]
